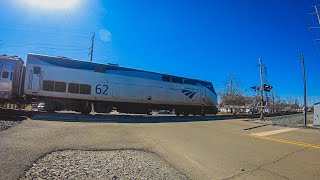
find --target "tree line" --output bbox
[218,74,303,112]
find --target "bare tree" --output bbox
[218,73,248,106]
[272,95,286,112]
[270,95,301,112]
[287,96,294,105]
[291,99,300,110]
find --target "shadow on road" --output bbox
[30,112,241,123]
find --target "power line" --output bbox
[0,23,93,35]
[93,48,114,54]
[0,24,93,36]
[2,43,88,51]
[0,27,91,40]
[3,42,89,49]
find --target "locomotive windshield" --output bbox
[198,81,217,96]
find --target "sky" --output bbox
[0,0,319,105]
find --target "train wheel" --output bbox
[175,111,181,116]
[80,101,92,114]
[80,107,91,114]
[183,112,189,117]
[44,102,56,113]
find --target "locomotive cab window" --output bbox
[162,75,171,82]
[184,79,196,85]
[54,81,66,92]
[2,71,9,79]
[68,83,80,94]
[80,84,91,95]
[171,76,183,84]
[33,66,41,74]
[94,66,106,73]
[43,80,54,91]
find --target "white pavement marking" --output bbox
[251,128,297,136]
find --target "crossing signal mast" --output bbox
[258,58,265,120]
[251,58,274,119]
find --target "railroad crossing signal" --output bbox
[251,85,259,92]
[263,84,272,92]
[251,85,272,92]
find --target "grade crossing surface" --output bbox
[0,113,319,179]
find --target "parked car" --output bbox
[37,102,45,111]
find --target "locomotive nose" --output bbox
[205,90,218,106]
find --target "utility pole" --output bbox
[264,66,268,83]
[229,73,233,94]
[312,5,320,25]
[259,58,264,120]
[309,5,320,41]
[264,65,269,112]
[272,89,275,113]
[229,73,234,114]
[89,33,95,62]
[301,53,307,126]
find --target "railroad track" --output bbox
[0,107,302,122]
[0,108,40,121]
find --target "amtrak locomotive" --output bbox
[1,53,218,116]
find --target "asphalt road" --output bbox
[0,113,319,179]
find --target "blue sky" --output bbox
[0,0,319,105]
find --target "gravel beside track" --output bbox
[0,121,20,131]
[21,150,189,180]
[265,113,314,127]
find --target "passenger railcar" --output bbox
[0,55,25,105]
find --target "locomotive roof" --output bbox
[27,53,211,84]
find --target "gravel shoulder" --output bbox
[264,113,315,127]
[0,113,26,131]
[0,120,21,131]
[21,150,188,180]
